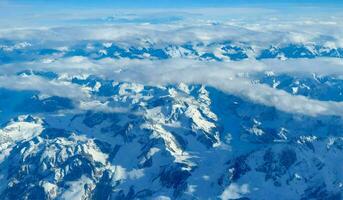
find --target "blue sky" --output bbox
[5,0,343,8]
[1,0,342,28]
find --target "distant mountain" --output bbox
[1,41,343,64]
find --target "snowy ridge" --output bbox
[2,40,343,64]
[0,77,342,199]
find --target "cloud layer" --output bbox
[1,56,343,117]
[1,8,343,118]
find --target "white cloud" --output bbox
[0,75,88,100]
[1,14,343,48]
[3,57,343,117]
[220,183,250,200]
[1,10,343,118]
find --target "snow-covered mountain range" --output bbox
[1,40,343,65]
[0,12,343,199]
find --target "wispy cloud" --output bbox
[2,56,343,117]
[0,75,88,100]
